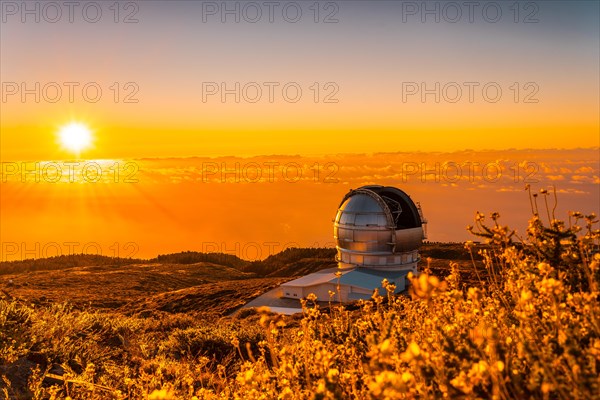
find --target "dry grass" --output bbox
[1,262,256,310]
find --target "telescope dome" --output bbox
[334,185,426,271]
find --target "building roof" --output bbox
[338,269,409,294]
[280,268,339,287]
[281,267,409,293]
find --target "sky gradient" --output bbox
[1,1,599,159]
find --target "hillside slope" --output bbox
[120,278,288,316]
[2,262,255,310]
[0,244,480,315]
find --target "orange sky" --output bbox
[1,85,598,160]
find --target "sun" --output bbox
[58,122,93,154]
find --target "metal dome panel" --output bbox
[339,194,384,214]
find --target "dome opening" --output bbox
[375,188,422,229]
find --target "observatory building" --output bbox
[281,185,427,302]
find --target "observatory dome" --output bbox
[334,185,426,271]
